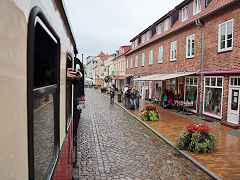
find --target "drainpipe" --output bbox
[195,19,204,115]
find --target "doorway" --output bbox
[227,87,240,124]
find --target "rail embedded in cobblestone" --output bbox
[97,90,222,180]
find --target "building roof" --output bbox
[126,0,235,56]
[97,51,106,57]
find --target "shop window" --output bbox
[185,76,198,112]
[166,79,176,94]
[204,76,223,118]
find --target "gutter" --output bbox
[195,19,204,115]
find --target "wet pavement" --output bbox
[75,88,212,180]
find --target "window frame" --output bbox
[27,6,61,180]
[130,57,133,69]
[141,53,145,66]
[193,0,201,15]
[135,55,138,68]
[186,34,195,58]
[164,18,169,32]
[149,49,153,65]
[157,23,162,35]
[170,40,177,61]
[158,46,163,63]
[203,76,224,119]
[218,19,234,53]
[182,6,188,22]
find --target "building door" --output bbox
[227,87,240,124]
[149,81,152,100]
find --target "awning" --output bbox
[113,74,133,80]
[134,72,198,81]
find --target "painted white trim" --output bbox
[157,24,162,35]
[229,76,240,87]
[203,76,224,119]
[193,0,201,16]
[170,41,177,61]
[218,19,234,53]
[158,46,163,63]
[149,49,153,65]
[186,34,195,59]
[135,55,138,68]
[182,6,188,22]
[141,53,145,66]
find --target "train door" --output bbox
[27,7,60,180]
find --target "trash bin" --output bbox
[117,93,122,102]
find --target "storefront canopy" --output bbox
[113,74,133,80]
[134,72,198,81]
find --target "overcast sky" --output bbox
[64,0,183,62]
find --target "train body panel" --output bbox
[0,0,79,179]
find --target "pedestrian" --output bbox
[130,88,137,110]
[110,87,115,104]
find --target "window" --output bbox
[204,76,223,118]
[28,11,60,180]
[135,55,138,67]
[149,50,153,65]
[141,53,145,66]
[186,34,195,58]
[185,76,198,112]
[164,18,169,32]
[230,77,240,86]
[66,55,73,132]
[166,79,176,94]
[193,0,201,15]
[146,31,150,41]
[157,24,162,35]
[142,34,145,44]
[170,41,177,61]
[130,57,133,68]
[182,6,188,22]
[158,46,163,63]
[218,19,233,52]
[126,59,128,69]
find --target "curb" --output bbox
[97,90,222,180]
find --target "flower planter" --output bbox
[176,123,216,153]
[141,104,159,121]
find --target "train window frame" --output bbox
[66,54,73,133]
[27,7,60,180]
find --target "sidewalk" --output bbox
[101,90,240,179]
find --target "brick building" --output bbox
[125,0,240,123]
[112,45,132,90]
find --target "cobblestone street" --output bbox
[76,88,212,180]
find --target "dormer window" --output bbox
[164,18,169,32]
[142,34,145,44]
[193,0,201,15]
[146,31,151,41]
[182,6,188,22]
[157,24,162,35]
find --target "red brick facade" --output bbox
[125,0,240,122]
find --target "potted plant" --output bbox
[175,123,216,153]
[141,104,159,121]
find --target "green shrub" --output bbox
[176,123,216,153]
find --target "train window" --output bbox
[66,55,73,132]
[28,9,60,180]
